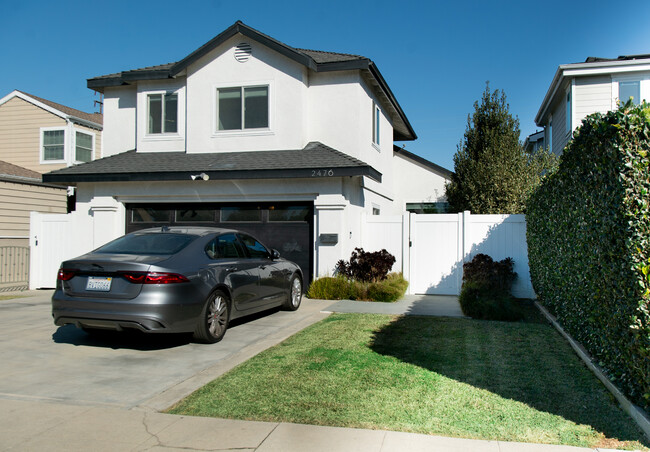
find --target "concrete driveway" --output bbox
[0,291,334,411]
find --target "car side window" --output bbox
[205,234,244,259]
[238,234,270,259]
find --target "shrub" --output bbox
[307,273,408,303]
[306,276,352,300]
[526,101,650,409]
[459,253,520,321]
[335,248,396,282]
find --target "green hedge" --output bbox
[526,101,650,410]
[306,273,408,303]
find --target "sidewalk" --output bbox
[0,293,626,451]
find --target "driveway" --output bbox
[0,291,334,410]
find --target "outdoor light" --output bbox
[190,173,210,181]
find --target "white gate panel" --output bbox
[30,213,73,289]
[361,214,406,274]
[410,214,463,295]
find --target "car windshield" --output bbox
[95,233,196,255]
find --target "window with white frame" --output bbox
[619,80,640,105]
[42,129,65,161]
[217,86,268,130]
[75,131,93,162]
[372,102,380,146]
[148,92,178,134]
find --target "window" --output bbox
[75,131,93,162]
[269,206,310,222]
[372,205,381,216]
[238,234,270,259]
[217,86,268,130]
[131,208,172,223]
[565,90,572,134]
[96,233,195,255]
[148,93,178,134]
[205,233,244,259]
[619,80,640,105]
[220,207,261,222]
[372,102,380,146]
[42,129,65,161]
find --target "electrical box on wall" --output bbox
[319,233,338,245]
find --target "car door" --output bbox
[203,233,260,311]
[237,233,285,307]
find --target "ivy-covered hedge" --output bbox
[526,101,650,410]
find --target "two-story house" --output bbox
[534,54,650,155]
[42,21,450,284]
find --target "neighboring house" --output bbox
[42,21,450,283]
[0,90,103,248]
[535,53,650,155]
[523,130,545,154]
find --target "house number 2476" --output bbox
[311,169,334,177]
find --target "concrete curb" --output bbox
[535,301,650,442]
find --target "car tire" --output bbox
[193,290,230,343]
[283,274,302,311]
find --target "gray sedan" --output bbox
[52,227,303,343]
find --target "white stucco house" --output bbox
[534,53,650,155]
[42,21,450,285]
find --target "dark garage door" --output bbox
[125,202,313,285]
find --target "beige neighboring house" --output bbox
[0,90,102,289]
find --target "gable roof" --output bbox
[87,21,415,141]
[43,141,381,184]
[392,145,453,179]
[0,90,103,129]
[0,160,64,189]
[535,53,650,126]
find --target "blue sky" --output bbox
[2,0,650,170]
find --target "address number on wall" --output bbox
[311,169,335,177]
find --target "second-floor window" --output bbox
[217,86,268,130]
[148,93,178,134]
[42,129,65,161]
[75,131,93,162]
[619,80,640,105]
[372,102,380,146]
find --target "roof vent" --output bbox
[234,43,252,62]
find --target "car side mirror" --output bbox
[271,249,280,260]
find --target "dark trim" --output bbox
[43,166,381,184]
[393,145,453,178]
[316,59,370,72]
[369,63,417,141]
[0,175,67,190]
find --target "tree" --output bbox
[445,83,557,214]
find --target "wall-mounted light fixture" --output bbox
[190,173,210,181]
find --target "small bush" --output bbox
[335,248,396,282]
[307,273,408,302]
[306,276,352,300]
[459,254,519,321]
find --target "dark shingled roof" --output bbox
[43,142,381,184]
[17,91,103,127]
[583,54,650,63]
[0,160,64,189]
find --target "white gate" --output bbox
[29,213,75,289]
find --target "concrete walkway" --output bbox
[0,292,625,451]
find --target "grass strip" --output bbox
[169,313,648,450]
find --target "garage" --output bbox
[125,202,314,285]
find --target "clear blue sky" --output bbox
[2,0,650,170]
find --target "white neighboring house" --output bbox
[42,21,450,285]
[535,53,650,155]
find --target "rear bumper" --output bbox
[51,285,205,333]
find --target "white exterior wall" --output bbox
[392,154,449,211]
[102,86,136,156]
[185,36,308,153]
[574,76,612,127]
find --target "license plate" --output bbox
[86,276,112,292]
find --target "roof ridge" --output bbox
[16,90,103,125]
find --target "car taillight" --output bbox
[118,271,189,284]
[57,269,77,281]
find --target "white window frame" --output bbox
[372,102,381,150]
[565,83,573,136]
[73,128,95,163]
[146,91,179,136]
[213,82,272,136]
[612,75,649,109]
[39,126,67,164]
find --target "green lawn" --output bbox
[168,311,648,450]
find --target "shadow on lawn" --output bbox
[369,304,648,445]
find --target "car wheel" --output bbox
[193,290,230,343]
[283,274,302,311]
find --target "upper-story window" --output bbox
[372,102,380,147]
[42,129,65,161]
[148,93,178,134]
[565,89,572,134]
[619,80,640,105]
[217,86,269,130]
[75,131,93,162]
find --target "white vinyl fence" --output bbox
[362,212,534,298]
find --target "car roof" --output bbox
[132,226,238,237]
